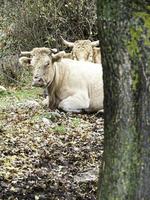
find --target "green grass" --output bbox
[13,88,42,100]
[72,118,81,127]
[0,87,43,109]
[53,125,66,134]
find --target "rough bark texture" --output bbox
[97,1,150,200]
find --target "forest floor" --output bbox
[0,87,104,200]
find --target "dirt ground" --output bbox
[0,88,104,200]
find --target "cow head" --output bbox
[19,48,65,87]
[61,36,99,62]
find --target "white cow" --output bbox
[19,47,103,113]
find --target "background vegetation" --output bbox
[0,0,97,86]
[0,2,104,199]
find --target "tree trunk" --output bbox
[97,1,150,200]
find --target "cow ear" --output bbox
[19,57,32,67]
[91,40,99,47]
[51,48,58,53]
[52,51,66,62]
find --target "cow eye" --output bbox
[44,61,49,67]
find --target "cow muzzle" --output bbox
[32,77,45,87]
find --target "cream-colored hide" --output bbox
[93,47,101,64]
[20,48,103,113]
[61,37,101,63]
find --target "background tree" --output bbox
[97,1,150,200]
[0,0,98,86]
[0,0,98,53]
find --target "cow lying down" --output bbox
[19,47,103,113]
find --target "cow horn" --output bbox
[91,40,99,47]
[20,51,32,56]
[60,36,74,47]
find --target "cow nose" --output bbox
[35,76,43,82]
[32,76,44,86]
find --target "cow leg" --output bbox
[58,93,90,113]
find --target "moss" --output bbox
[127,5,150,57]
[127,26,142,58]
[126,7,150,92]
[131,69,139,92]
[135,11,150,46]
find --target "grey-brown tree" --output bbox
[97,1,150,200]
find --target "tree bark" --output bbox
[97,1,150,200]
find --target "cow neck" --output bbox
[54,60,66,89]
[46,61,66,108]
[46,63,58,108]
[46,63,56,88]
[47,59,67,93]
